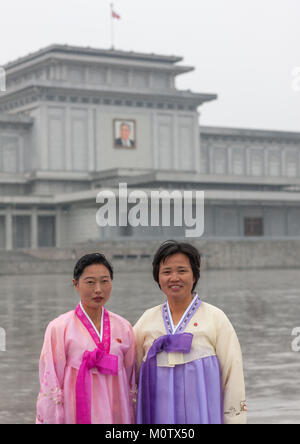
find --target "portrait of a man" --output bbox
[114,119,136,148]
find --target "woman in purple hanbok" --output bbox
[133,241,246,424]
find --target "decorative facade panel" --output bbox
[268,150,281,176]
[232,148,245,176]
[158,124,172,169]
[88,66,107,85]
[178,117,193,170]
[286,150,298,177]
[214,148,227,175]
[287,208,300,236]
[200,145,209,174]
[71,108,88,171]
[264,208,286,237]
[48,108,65,170]
[215,208,239,236]
[132,70,149,89]
[111,68,129,86]
[250,149,264,176]
[152,72,170,89]
[0,135,19,173]
[67,65,85,83]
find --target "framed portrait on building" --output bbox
[113,119,136,148]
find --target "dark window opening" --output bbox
[244,218,263,236]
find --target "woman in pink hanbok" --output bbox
[36,253,136,424]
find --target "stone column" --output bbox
[264,148,268,176]
[227,146,233,175]
[209,140,214,174]
[88,108,95,171]
[65,106,72,170]
[106,68,111,86]
[173,113,178,170]
[5,208,13,251]
[40,105,48,170]
[151,111,158,169]
[31,207,38,249]
[55,208,61,248]
[281,149,286,177]
[193,113,201,174]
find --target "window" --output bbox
[12,216,31,249]
[244,218,263,236]
[38,216,56,247]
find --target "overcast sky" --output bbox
[1,0,299,131]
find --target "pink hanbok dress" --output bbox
[36,303,136,424]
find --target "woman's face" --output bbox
[73,263,112,311]
[158,253,195,303]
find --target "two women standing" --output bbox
[36,241,246,424]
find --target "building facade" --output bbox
[0,44,300,249]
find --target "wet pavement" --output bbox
[0,268,299,424]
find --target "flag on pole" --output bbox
[111,7,120,20]
[110,3,120,49]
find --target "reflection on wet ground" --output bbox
[0,268,299,423]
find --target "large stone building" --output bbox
[0,44,300,250]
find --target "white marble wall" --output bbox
[0,133,23,173]
[56,201,300,246]
[155,112,198,171]
[7,62,175,92]
[59,205,100,248]
[27,103,198,173]
[0,122,32,174]
[203,204,300,237]
[0,135,19,172]
[200,135,300,178]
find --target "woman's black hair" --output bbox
[152,240,201,292]
[73,253,113,281]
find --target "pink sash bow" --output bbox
[76,346,118,424]
[75,304,118,424]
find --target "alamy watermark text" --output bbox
[96,183,204,238]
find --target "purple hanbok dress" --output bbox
[134,295,246,424]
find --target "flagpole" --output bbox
[110,3,114,49]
